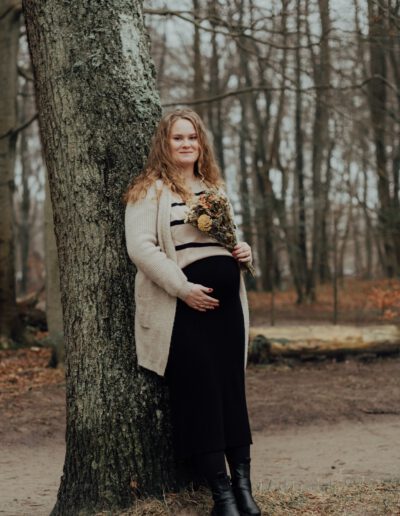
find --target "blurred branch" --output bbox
[144,8,324,51]
[18,66,34,82]
[0,0,22,20]
[163,76,393,107]
[0,113,38,140]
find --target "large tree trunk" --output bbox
[23,1,184,513]
[0,0,23,342]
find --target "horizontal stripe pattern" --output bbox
[171,190,205,207]
[171,219,185,227]
[175,242,224,251]
[170,181,233,268]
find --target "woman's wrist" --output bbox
[177,281,195,301]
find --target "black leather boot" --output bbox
[208,471,241,516]
[229,458,261,516]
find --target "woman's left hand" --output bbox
[232,241,252,263]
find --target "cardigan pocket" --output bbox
[136,298,152,328]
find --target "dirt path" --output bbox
[0,444,64,516]
[251,416,400,490]
[1,357,399,515]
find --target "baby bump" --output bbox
[182,255,240,300]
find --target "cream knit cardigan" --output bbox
[124,179,250,377]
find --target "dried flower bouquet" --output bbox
[184,187,256,277]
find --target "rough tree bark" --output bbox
[0,0,23,342]
[23,1,185,514]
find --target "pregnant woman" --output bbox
[123,108,260,516]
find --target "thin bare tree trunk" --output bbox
[238,97,256,290]
[362,164,373,278]
[387,0,400,268]
[354,0,375,279]
[235,0,268,290]
[192,0,204,119]
[0,0,23,341]
[319,140,333,282]
[306,0,332,300]
[17,77,35,295]
[235,0,256,290]
[44,169,64,366]
[294,0,308,303]
[338,205,352,279]
[239,0,275,291]
[367,0,398,276]
[207,1,226,176]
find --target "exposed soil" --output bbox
[246,356,400,431]
[0,353,399,515]
[245,357,400,490]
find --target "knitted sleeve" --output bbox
[124,185,195,300]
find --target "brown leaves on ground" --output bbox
[248,278,400,325]
[0,347,64,404]
[367,281,400,320]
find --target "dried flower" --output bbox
[197,214,213,232]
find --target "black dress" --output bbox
[164,254,253,461]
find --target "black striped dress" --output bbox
[164,182,253,461]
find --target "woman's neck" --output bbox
[180,167,197,184]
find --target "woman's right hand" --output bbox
[183,284,220,312]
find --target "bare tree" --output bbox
[293,0,308,303]
[0,0,23,342]
[193,0,205,119]
[207,0,226,177]
[306,0,332,300]
[44,170,64,366]
[16,76,35,295]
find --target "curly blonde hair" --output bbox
[122,108,224,205]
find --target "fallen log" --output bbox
[248,325,400,363]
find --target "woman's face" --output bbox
[169,118,200,168]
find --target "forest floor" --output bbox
[248,277,400,326]
[1,347,400,515]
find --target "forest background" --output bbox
[1,0,400,515]
[2,0,400,332]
